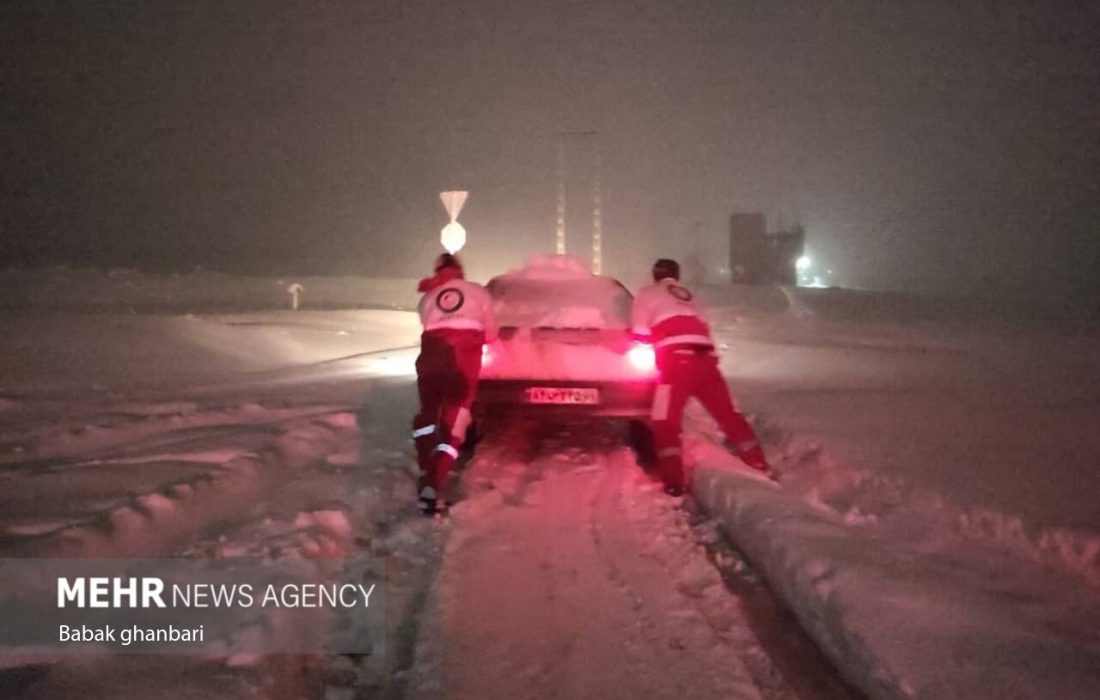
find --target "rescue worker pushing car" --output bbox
[631,258,771,495]
[413,253,497,515]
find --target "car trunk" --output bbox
[481,327,641,382]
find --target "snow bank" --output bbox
[692,451,1100,700]
[0,268,419,313]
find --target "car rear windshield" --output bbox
[488,277,632,329]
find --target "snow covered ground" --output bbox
[704,286,1100,573]
[0,267,419,314]
[692,285,1100,699]
[0,268,1097,699]
[0,272,427,697]
[403,419,856,700]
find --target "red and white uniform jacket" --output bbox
[417,269,498,342]
[630,278,713,349]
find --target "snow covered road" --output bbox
[405,421,859,700]
[1,282,1097,700]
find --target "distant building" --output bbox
[728,212,804,285]
[728,213,769,284]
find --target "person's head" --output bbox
[652,258,680,282]
[434,252,463,274]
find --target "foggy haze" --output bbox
[3,0,1097,299]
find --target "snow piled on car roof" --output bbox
[506,254,593,279]
[488,256,632,329]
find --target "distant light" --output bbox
[627,342,656,373]
[441,221,466,254]
[439,190,469,254]
[796,255,812,272]
[481,344,493,367]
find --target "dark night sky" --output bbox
[2,0,1097,298]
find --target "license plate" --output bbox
[524,387,600,405]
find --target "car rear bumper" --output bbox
[475,378,657,418]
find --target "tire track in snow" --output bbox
[405,422,768,700]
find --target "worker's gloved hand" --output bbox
[738,444,771,473]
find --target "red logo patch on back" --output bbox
[435,288,466,313]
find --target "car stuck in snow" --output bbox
[475,255,658,419]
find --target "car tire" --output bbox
[627,419,657,469]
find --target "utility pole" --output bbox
[555,130,600,269]
[555,138,566,255]
[592,147,603,274]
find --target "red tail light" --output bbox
[627,342,656,372]
[481,344,493,367]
